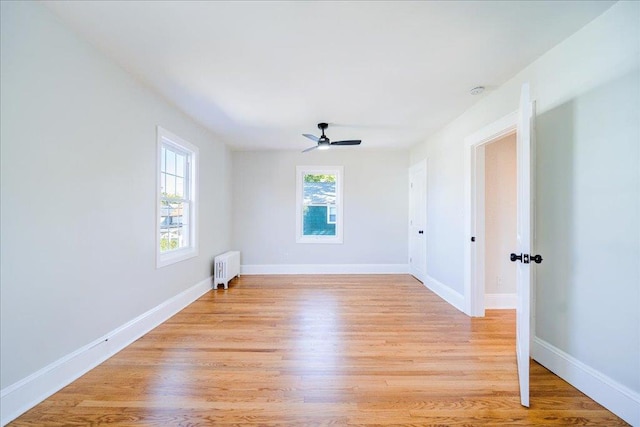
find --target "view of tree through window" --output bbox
[302,173,337,236]
[304,174,336,183]
[157,127,198,268]
[296,166,343,244]
[160,144,190,252]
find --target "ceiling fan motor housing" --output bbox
[301,122,361,152]
[318,123,330,147]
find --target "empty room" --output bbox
[1,1,638,426]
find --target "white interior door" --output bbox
[409,161,427,282]
[515,82,534,407]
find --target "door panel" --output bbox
[409,162,426,282]
[515,83,534,408]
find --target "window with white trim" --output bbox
[157,127,198,267]
[296,166,343,244]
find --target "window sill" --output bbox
[296,236,343,244]
[157,247,198,268]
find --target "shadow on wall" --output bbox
[535,69,640,392]
[536,99,575,350]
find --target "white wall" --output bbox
[534,65,639,395]
[484,135,516,295]
[410,2,639,423]
[0,0,231,392]
[232,150,408,271]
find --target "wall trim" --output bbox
[485,293,517,309]
[532,336,640,426]
[423,274,465,313]
[0,276,213,426]
[241,264,409,275]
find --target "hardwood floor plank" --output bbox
[9,275,627,426]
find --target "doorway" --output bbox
[484,134,517,309]
[463,111,518,317]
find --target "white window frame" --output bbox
[296,166,343,244]
[327,205,337,224]
[156,126,199,268]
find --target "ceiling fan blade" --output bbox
[302,145,319,153]
[330,140,361,146]
[303,133,320,143]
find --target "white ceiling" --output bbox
[45,1,614,151]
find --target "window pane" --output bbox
[166,149,176,175]
[160,200,189,252]
[166,175,176,196]
[176,177,184,198]
[302,173,337,236]
[169,201,182,224]
[176,154,185,177]
[169,229,178,251]
[181,203,190,246]
[161,147,166,172]
[160,231,170,252]
[303,174,336,205]
[303,205,336,236]
[160,172,166,195]
[159,199,171,252]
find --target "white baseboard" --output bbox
[533,336,640,426]
[0,276,213,426]
[240,264,409,275]
[485,293,517,309]
[424,274,465,313]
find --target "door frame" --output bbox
[408,159,427,282]
[463,112,518,317]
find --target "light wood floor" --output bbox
[11,275,627,426]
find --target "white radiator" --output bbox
[214,251,240,289]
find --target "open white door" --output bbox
[409,161,427,282]
[514,83,534,407]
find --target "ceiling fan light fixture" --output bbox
[318,142,330,150]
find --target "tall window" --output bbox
[157,127,198,267]
[296,166,343,244]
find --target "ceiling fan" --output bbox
[302,122,361,153]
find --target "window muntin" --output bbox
[157,127,198,267]
[296,166,343,244]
